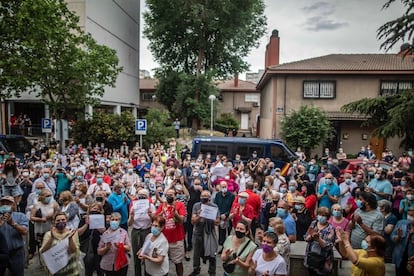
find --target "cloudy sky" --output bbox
[139,0,407,79]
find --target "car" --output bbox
[0,134,33,161]
[337,159,392,183]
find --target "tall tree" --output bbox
[342,0,414,149]
[0,0,122,119]
[144,0,266,130]
[280,105,334,157]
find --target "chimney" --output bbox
[265,29,280,68]
[234,74,239,87]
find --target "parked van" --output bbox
[0,135,33,160]
[191,136,297,170]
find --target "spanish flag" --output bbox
[281,162,290,176]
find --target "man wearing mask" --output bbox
[33,167,56,197]
[189,191,219,276]
[339,173,358,210]
[156,188,187,276]
[392,206,414,275]
[276,199,296,243]
[229,191,254,228]
[122,164,140,194]
[317,173,340,209]
[0,196,29,276]
[214,181,235,250]
[87,172,111,196]
[244,181,261,236]
[367,170,393,201]
[95,191,113,223]
[107,183,130,230]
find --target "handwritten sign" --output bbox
[101,231,119,243]
[134,199,150,217]
[212,166,229,178]
[200,204,218,221]
[41,238,69,274]
[89,214,105,230]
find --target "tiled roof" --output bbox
[268,54,414,71]
[215,79,257,91]
[140,78,158,90]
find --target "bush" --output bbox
[214,113,239,134]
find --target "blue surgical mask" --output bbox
[121,188,125,193]
[77,175,83,180]
[277,208,286,218]
[238,198,246,205]
[289,186,296,192]
[35,189,42,195]
[97,178,103,184]
[267,226,274,233]
[43,173,50,179]
[0,205,12,213]
[110,220,120,230]
[264,181,269,187]
[294,204,303,210]
[401,181,407,186]
[356,200,363,209]
[317,215,327,224]
[151,226,161,236]
[44,196,52,204]
[361,240,369,250]
[332,210,341,217]
[325,179,332,185]
[280,188,287,193]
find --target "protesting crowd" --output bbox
[0,139,413,276]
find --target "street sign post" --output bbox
[135,119,147,147]
[42,118,52,133]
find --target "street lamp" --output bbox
[208,95,216,136]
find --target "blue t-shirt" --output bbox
[107,192,130,225]
[0,212,29,250]
[368,179,393,200]
[318,183,340,209]
[282,213,296,236]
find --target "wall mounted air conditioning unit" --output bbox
[252,102,259,107]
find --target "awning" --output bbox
[235,107,252,113]
[326,111,368,121]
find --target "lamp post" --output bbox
[208,95,216,136]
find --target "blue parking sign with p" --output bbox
[135,119,147,135]
[42,118,52,133]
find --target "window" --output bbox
[271,145,289,162]
[303,81,336,99]
[245,93,260,103]
[380,80,414,96]
[142,93,155,101]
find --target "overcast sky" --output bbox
[139,0,407,79]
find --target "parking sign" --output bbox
[42,118,52,133]
[135,119,147,135]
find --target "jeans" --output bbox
[0,247,24,276]
[131,227,151,276]
[103,265,128,276]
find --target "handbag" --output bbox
[35,208,42,218]
[114,242,128,271]
[222,239,253,273]
[307,251,325,269]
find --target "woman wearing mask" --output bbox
[138,216,169,276]
[221,220,257,276]
[286,180,299,207]
[31,189,59,248]
[328,204,350,233]
[78,203,106,276]
[399,188,414,219]
[292,196,312,241]
[304,207,336,276]
[266,217,290,267]
[59,191,80,229]
[301,182,317,219]
[40,212,80,275]
[249,231,287,276]
[74,183,93,217]
[393,176,411,219]
[336,228,385,276]
[98,212,131,275]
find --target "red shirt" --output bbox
[305,194,317,219]
[245,189,261,220]
[155,201,187,243]
[230,203,254,228]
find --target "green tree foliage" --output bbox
[144,0,266,131]
[281,105,334,156]
[377,0,414,51]
[215,113,239,133]
[342,0,414,149]
[142,108,175,148]
[0,0,122,119]
[72,112,136,147]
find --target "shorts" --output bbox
[2,186,23,197]
[168,240,185,264]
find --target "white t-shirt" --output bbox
[252,249,287,276]
[87,183,111,195]
[143,233,169,275]
[339,181,357,209]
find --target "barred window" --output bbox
[303,81,335,99]
[380,81,414,96]
[142,93,155,101]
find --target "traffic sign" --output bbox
[135,119,147,135]
[42,118,52,133]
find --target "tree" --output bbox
[0,0,122,119]
[342,0,414,149]
[280,105,334,156]
[142,108,175,148]
[144,0,267,130]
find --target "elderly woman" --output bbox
[377,199,397,262]
[267,217,291,267]
[40,212,80,276]
[304,207,336,276]
[97,212,131,275]
[59,191,80,229]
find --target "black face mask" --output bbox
[138,195,147,200]
[200,198,209,204]
[235,230,246,239]
[273,200,279,205]
[90,211,101,215]
[166,196,174,204]
[95,197,103,202]
[360,202,366,211]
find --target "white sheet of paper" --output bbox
[89,214,105,229]
[200,204,218,220]
[212,166,229,178]
[101,231,118,243]
[134,199,150,217]
[41,238,69,274]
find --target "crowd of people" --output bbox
[0,140,413,276]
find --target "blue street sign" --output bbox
[135,119,147,135]
[42,118,52,133]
